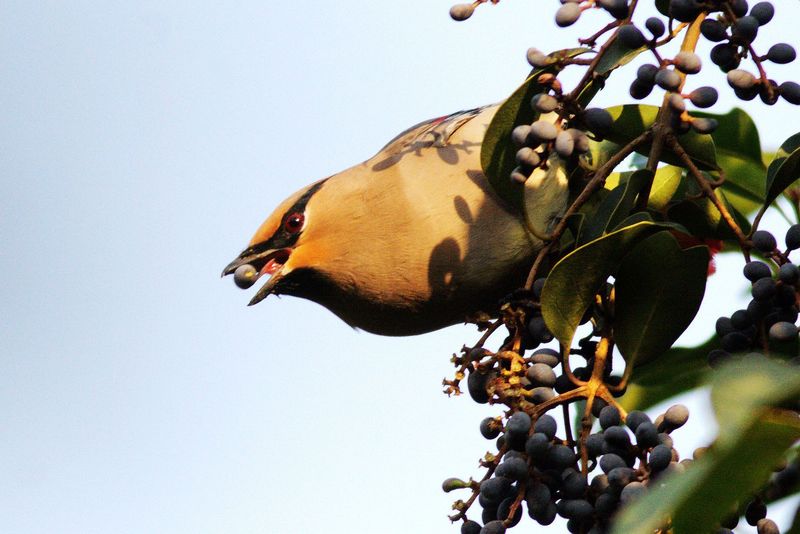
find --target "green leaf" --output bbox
[620,336,716,412]
[777,132,800,158]
[612,360,800,534]
[694,108,766,214]
[595,39,648,75]
[541,221,672,348]
[582,170,652,244]
[788,503,800,534]
[614,232,709,367]
[605,166,684,212]
[481,48,590,212]
[666,189,751,240]
[605,105,718,170]
[765,145,800,209]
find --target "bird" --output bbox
[222,104,569,336]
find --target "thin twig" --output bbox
[666,135,750,246]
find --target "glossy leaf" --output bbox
[765,143,800,209]
[595,38,648,75]
[777,132,800,158]
[667,189,751,240]
[614,232,709,366]
[541,221,672,348]
[612,360,800,534]
[582,170,652,243]
[605,165,684,211]
[605,105,718,170]
[621,336,716,412]
[694,108,766,214]
[481,48,590,212]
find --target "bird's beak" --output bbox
[221,246,293,306]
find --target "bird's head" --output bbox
[221,179,328,305]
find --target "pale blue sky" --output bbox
[1,2,798,533]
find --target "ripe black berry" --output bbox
[506,411,532,438]
[480,519,507,534]
[630,79,653,99]
[645,17,665,38]
[496,497,522,527]
[637,63,659,84]
[626,410,651,431]
[744,260,772,281]
[780,81,800,105]
[752,277,777,301]
[731,309,752,329]
[670,0,703,22]
[496,456,529,482]
[618,24,646,49]
[689,86,718,107]
[648,444,673,471]
[462,520,482,534]
[732,16,759,42]
[547,444,577,468]
[711,43,739,71]
[750,2,775,24]
[480,476,513,503]
[468,369,493,403]
[731,0,749,18]
[787,225,800,250]
[584,108,614,134]
[779,263,799,284]
[635,422,660,448]
[598,0,629,19]
[716,315,735,336]
[766,43,796,64]
[745,499,767,526]
[753,230,778,252]
[607,466,636,491]
[480,417,501,439]
[534,414,558,440]
[525,433,551,459]
[700,18,727,42]
[599,405,621,429]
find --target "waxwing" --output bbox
[222,104,569,336]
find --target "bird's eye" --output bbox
[284,212,305,234]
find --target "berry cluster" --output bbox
[444,1,799,532]
[710,226,800,368]
[508,73,595,185]
[447,394,692,534]
[697,1,799,105]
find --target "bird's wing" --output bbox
[377,105,495,156]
